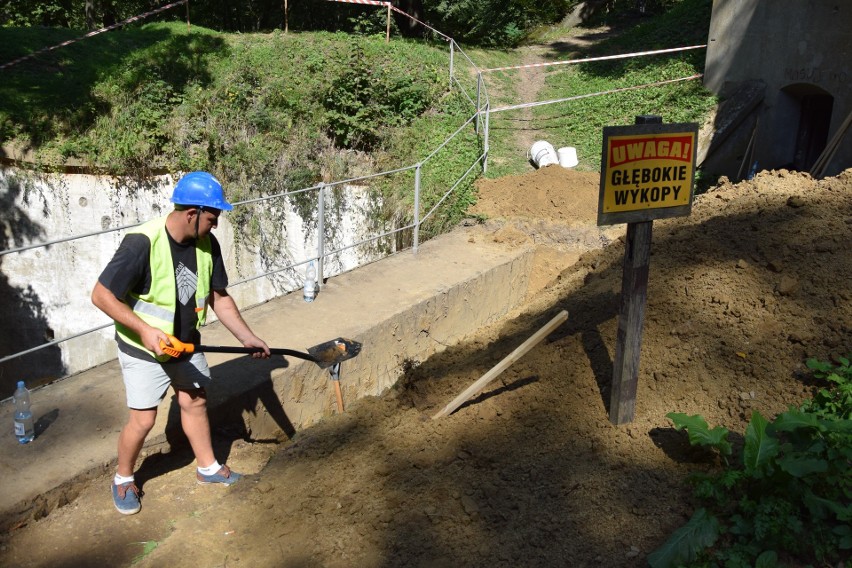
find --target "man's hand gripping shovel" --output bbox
[159,336,361,412]
[159,336,362,368]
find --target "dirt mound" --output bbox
[471,165,601,225]
[2,167,851,567]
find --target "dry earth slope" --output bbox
[1,166,850,567]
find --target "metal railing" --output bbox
[1,14,706,374]
[0,37,487,369]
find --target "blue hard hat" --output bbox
[171,172,233,211]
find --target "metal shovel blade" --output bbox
[307,337,362,369]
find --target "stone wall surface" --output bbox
[703,0,851,178]
[0,224,535,523]
[0,168,383,398]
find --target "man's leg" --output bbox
[175,387,216,468]
[117,408,157,477]
[113,407,155,514]
[175,386,242,485]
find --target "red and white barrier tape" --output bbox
[327,0,390,6]
[482,44,707,73]
[0,0,188,71]
[325,0,450,41]
[488,74,704,114]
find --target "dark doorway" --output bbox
[792,93,833,171]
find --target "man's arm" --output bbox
[91,281,169,357]
[209,289,271,358]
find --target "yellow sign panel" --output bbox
[598,123,697,225]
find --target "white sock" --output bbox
[197,460,222,476]
[114,473,135,485]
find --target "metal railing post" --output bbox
[449,41,454,89]
[413,163,421,254]
[317,182,325,285]
[483,103,491,174]
[475,72,482,134]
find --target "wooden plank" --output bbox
[609,221,652,425]
[334,381,345,413]
[432,310,569,419]
[811,108,852,178]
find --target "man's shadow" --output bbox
[134,354,295,488]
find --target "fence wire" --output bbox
[0,8,708,374]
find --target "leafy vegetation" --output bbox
[1,0,576,46]
[544,0,716,170]
[1,24,449,168]
[378,92,482,242]
[0,0,717,242]
[421,0,572,47]
[0,22,475,239]
[650,355,852,567]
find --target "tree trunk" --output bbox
[102,0,116,28]
[392,0,425,36]
[85,0,96,29]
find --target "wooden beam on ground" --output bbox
[811,108,852,178]
[432,310,568,419]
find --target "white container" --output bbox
[557,146,579,168]
[529,140,558,168]
[13,381,35,444]
[303,261,317,302]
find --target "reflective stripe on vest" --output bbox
[115,216,213,361]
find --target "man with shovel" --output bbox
[91,171,271,515]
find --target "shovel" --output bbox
[159,335,362,369]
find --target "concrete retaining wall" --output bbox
[0,226,534,526]
[0,168,384,398]
[201,228,535,438]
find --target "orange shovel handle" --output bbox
[159,335,195,358]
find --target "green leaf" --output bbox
[827,372,846,386]
[667,412,732,456]
[777,454,828,477]
[771,408,822,433]
[834,524,852,549]
[743,411,780,475]
[755,550,779,567]
[131,540,159,564]
[804,489,850,520]
[647,508,721,568]
[806,358,833,374]
[821,418,852,434]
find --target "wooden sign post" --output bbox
[598,115,698,425]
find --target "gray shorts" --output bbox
[118,351,212,409]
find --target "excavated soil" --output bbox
[1,166,851,567]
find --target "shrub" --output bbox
[650,355,852,567]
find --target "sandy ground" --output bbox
[1,165,851,567]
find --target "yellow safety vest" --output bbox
[115,217,213,362]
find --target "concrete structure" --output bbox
[0,168,384,399]
[0,225,541,530]
[702,0,851,179]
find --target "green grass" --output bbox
[0,23,450,175]
[1,21,485,254]
[480,0,718,177]
[0,0,718,232]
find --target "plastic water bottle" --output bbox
[13,381,35,444]
[303,261,317,303]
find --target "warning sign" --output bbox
[598,122,698,225]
